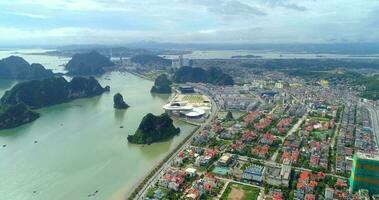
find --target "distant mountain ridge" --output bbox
[0,56,54,80]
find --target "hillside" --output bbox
[173,66,234,85]
[0,104,40,130]
[65,51,115,75]
[127,113,180,144]
[0,56,54,80]
[150,74,172,93]
[1,76,109,109]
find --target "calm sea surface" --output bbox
[0,49,196,200]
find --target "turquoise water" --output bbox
[0,50,196,200]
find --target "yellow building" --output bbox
[275,82,284,89]
[320,79,329,87]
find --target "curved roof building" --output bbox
[163,101,206,119]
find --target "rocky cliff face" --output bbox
[150,74,172,94]
[0,56,54,80]
[127,113,180,144]
[0,76,109,109]
[113,93,129,109]
[65,51,115,75]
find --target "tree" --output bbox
[225,111,234,121]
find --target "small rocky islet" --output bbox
[113,93,129,109]
[127,113,180,145]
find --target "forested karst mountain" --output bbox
[65,51,115,75]
[150,74,172,93]
[127,113,180,144]
[0,56,54,79]
[1,76,109,109]
[173,66,234,85]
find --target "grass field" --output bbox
[182,95,205,103]
[220,183,260,200]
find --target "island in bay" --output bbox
[0,104,40,130]
[65,51,115,75]
[0,76,109,130]
[113,93,129,109]
[127,113,180,145]
[150,74,172,94]
[0,56,54,80]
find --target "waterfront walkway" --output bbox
[133,90,219,200]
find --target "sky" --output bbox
[0,0,378,46]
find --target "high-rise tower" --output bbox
[350,152,379,195]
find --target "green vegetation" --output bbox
[240,59,379,71]
[1,76,109,109]
[65,51,114,75]
[150,74,172,94]
[354,75,379,100]
[220,182,260,200]
[173,66,234,86]
[286,69,379,100]
[182,95,205,103]
[225,111,234,121]
[0,56,54,79]
[0,76,109,129]
[127,113,180,144]
[0,104,40,130]
[113,93,129,109]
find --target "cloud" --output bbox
[1,11,50,19]
[207,0,266,16]
[183,0,266,17]
[261,0,308,11]
[15,0,132,12]
[1,0,379,45]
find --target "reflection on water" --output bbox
[114,109,127,123]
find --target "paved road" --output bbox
[271,114,307,161]
[366,104,379,152]
[134,90,219,200]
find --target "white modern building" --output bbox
[163,101,206,120]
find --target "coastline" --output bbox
[126,125,200,200]
[111,70,200,200]
[126,76,219,199]
[122,69,155,81]
[107,121,200,200]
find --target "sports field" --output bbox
[181,95,207,103]
[220,183,260,200]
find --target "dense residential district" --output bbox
[128,58,379,200]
